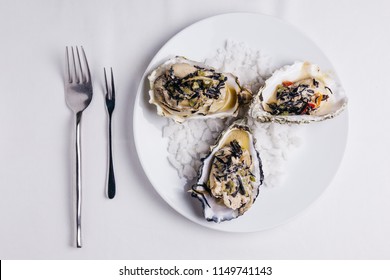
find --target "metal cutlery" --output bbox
[64,46,93,248]
[104,68,116,199]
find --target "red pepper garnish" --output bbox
[282,81,293,87]
[308,102,316,109]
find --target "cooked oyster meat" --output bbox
[209,139,255,215]
[154,63,231,112]
[267,78,331,116]
[191,121,263,222]
[249,61,348,124]
[149,57,250,123]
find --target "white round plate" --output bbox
[133,13,348,232]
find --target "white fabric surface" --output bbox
[0,0,389,259]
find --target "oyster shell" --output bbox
[148,56,251,123]
[191,120,263,222]
[249,61,348,124]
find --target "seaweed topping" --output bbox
[208,140,254,210]
[163,64,227,109]
[267,78,331,116]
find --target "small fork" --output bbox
[104,68,116,199]
[64,46,93,248]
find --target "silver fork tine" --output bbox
[71,47,79,84]
[65,47,71,83]
[104,67,115,99]
[76,47,84,83]
[104,68,109,95]
[81,46,91,83]
[110,68,115,100]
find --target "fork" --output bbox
[64,46,93,248]
[104,68,116,199]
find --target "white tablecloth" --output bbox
[0,0,389,259]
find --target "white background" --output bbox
[0,0,389,259]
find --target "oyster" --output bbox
[148,56,251,123]
[249,61,348,123]
[191,121,263,222]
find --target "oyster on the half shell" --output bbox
[148,56,251,123]
[249,61,348,124]
[191,121,263,223]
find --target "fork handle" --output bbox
[107,114,116,199]
[75,111,82,248]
